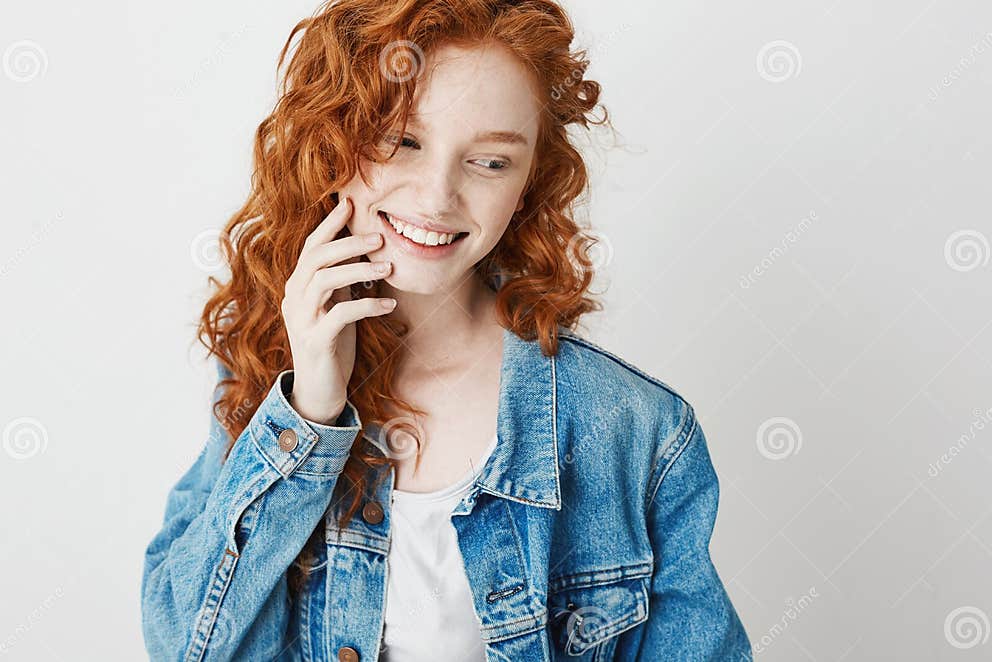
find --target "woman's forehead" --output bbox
[404,43,542,140]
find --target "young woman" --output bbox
[141,1,752,660]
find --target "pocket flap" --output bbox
[548,575,650,655]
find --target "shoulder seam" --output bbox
[558,333,687,404]
[644,400,698,514]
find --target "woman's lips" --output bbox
[381,209,461,235]
[378,210,467,259]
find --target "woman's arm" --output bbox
[637,402,753,661]
[140,358,362,661]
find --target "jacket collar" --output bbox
[361,325,562,510]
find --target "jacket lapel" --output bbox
[361,325,562,511]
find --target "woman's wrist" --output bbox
[288,391,346,426]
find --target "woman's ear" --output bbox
[515,194,525,212]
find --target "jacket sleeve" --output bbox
[637,401,753,661]
[140,358,363,661]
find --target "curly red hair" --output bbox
[195,0,612,597]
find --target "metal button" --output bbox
[362,501,384,525]
[278,428,298,452]
[337,646,359,662]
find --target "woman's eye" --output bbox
[384,135,419,149]
[472,158,510,171]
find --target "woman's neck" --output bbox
[384,273,499,371]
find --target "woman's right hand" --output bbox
[280,195,396,425]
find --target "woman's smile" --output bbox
[377,208,470,259]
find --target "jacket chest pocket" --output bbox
[547,574,650,660]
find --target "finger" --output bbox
[316,296,397,340]
[303,194,354,252]
[299,232,383,282]
[304,260,392,314]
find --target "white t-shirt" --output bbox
[378,433,499,662]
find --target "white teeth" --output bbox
[384,212,459,246]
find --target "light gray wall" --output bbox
[1,0,989,659]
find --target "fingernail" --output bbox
[374,261,391,273]
[365,233,382,246]
[381,298,397,309]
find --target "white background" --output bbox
[1,0,991,659]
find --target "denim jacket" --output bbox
[141,326,752,661]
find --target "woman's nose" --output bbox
[415,156,462,216]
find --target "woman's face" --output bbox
[338,42,540,295]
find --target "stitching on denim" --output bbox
[185,548,239,662]
[477,608,548,640]
[476,485,553,508]
[549,560,653,592]
[300,573,313,662]
[559,333,686,402]
[586,586,650,656]
[294,464,349,479]
[557,576,650,652]
[644,403,698,514]
[549,352,562,511]
[248,421,288,475]
[226,469,274,549]
[323,541,341,662]
[324,528,390,556]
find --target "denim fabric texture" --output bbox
[141,326,753,661]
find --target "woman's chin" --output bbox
[380,268,464,297]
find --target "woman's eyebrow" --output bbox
[406,116,528,146]
[473,130,528,146]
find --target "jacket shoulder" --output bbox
[556,330,693,418]
[553,331,704,526]
[554,330,698,492]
